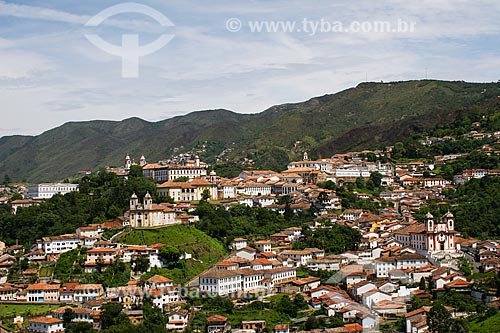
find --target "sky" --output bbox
[1,0,500,136]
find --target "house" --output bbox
[254,240,272,253]
[250,258,273,270]
[10,199,41,214]
[232,238,248,251]
[59,283,79,303]
[157,178,217,202]
[375,254,429,278]
[280,250,313,266]
[405,306,430,333]
[342,209,364,221]
[73,284,104,303]
[352,281,377,300]
[76,225,102,239]
[292,276,321,291]
[220,181,236,199]
[0,283,17,301]
[242,320,266,333]
[362,290,392,309]
[52,306,98,326]
[167,308,189,331]
[37,234,81,255]
[343,323,364,333]
[143,158,208,182]
[274,324,289,333]
[237,181,272,196]
[345,272,367,286]
[85,247,117,271]
[356,312,377,331]
[145,275,173,289]
[207,315,229,333]
[27,183,79,199]
[481,258,500,272]
[26,249,46,263]
[149,286,181,310]
[307,257,341,271]
[199,267,296,296]
[27,283,60,303]
[28,317,64,333]
[372,300,407,316]
[199,270,243,296]
[270,233,290,245]
[236,247,257,261]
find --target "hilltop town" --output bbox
[1,127,500,333]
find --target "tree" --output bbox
[159,245,181,267]
[317,192,329,205]
[419,277,426,290]
[132,256,149,273]
[370,171,383,187]
[10,193,23,201]
[63,308,75,326]
[293,294,308,310]
[173,176,189,182]
[355,177,366,189]
[101,302,131,329]
[66,322,95,333]
[305,316,320,330]
[140,298,168,333]
[128,165,144,178]
[458,257,473,277]
[427,303,451,333]
[201,189,211,201]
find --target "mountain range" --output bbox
[1,79,499,182]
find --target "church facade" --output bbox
[424,212,456,253]
[394,212,457,255]
[127,192,178,228]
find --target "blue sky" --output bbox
[1,0,500,136]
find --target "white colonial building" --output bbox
[27,183,79,199]
[157,178,217,202]
[37,234,81,255]
[143,157,208,183]
[28,317,64,333]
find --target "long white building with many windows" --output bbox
[27,183,79,199]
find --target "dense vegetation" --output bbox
[294,223,362,254]
[194,202,310,245]
[1,80,499,182]
[444,177,500,239]
[0,167,163,245]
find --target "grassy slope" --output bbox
[0,304,60,319]
[1,80,499,182]
[118,225,227,283]
[469,313,500,332]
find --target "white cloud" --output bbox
[0,0,499,136]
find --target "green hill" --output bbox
[469,312,500,332]
[118,225,227,283]
[1,80,499,182]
